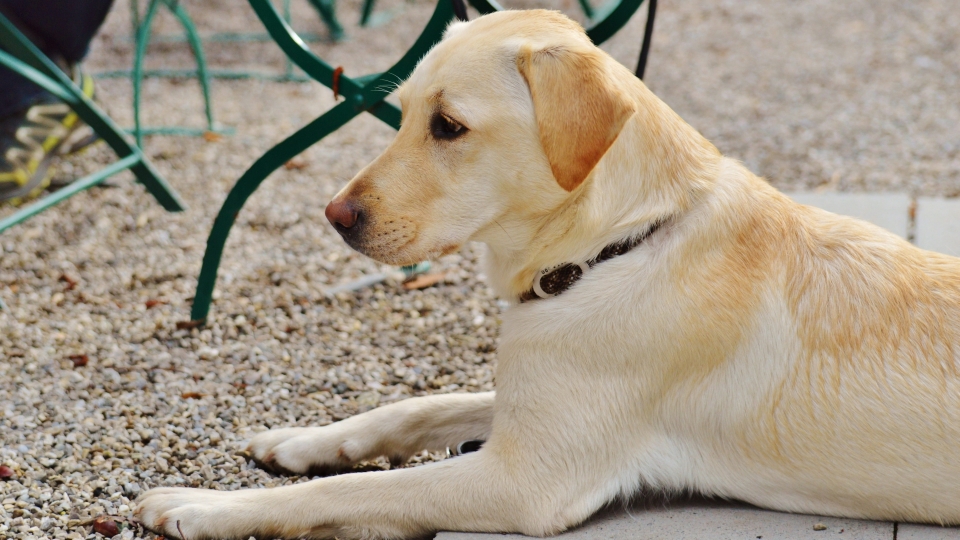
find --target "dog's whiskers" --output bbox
[372,72,405,94]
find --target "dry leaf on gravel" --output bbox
[175,319,204,330]
[68,354,89,367]
[91,516,120,536]
[59,273,78,290]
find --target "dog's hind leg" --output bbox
[247,391,494,475]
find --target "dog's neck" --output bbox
[482,78,723,303]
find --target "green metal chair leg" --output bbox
[164,0,216,132]
[132,0,223,147]
[132,0,161,148]
[130,0,141,39]
[578,0,597,20]
[465,0,645,44]
[584,0,643,43]
[282,0,296,79]
[359,0,377,27]
[306,0,346,41]
[0,14,186,219]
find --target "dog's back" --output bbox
[668,165,960,523]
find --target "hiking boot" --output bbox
[0,67,97,206]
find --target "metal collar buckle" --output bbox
[532,261,591,299]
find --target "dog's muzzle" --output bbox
[325,199,364,246]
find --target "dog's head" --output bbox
[325,10,641,267]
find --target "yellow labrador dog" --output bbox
[137,9,960,539]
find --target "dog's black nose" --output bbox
[325,199,360,230]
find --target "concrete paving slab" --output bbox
[897,524,960,540]
[915,197,960,257]
[435,496,894,540]
[787,192,911,239]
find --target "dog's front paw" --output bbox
[248,426,355,476]
[136,487,249,540]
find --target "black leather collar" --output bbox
[518,219,666,303]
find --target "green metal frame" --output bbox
[131,0,230,145]
[306,0,346,41]
[188,0,645,323]
[110,0,363,145]
[359,0,626,32]
[359,0,378,27]
[0,12,186,235]
[137,0,348,42]
[106,0,351,86]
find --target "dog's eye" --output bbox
[431,113,466,140]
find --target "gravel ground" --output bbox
[1,0,958,538]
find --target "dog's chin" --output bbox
[346,242,425,266]
[351,241,462,266]
[368,251,423,266]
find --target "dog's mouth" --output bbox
[331,214,425,266]
[330,212,365,250]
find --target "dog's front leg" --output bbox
[247,392,494,475]
[137,443,589,540]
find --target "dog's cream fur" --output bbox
[136,10,960,539]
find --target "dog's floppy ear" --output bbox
[517,44,635,191]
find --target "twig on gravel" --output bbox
[324,270,400,296]
[324,262,433,296]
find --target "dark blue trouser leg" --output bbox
[0,0,114,118]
